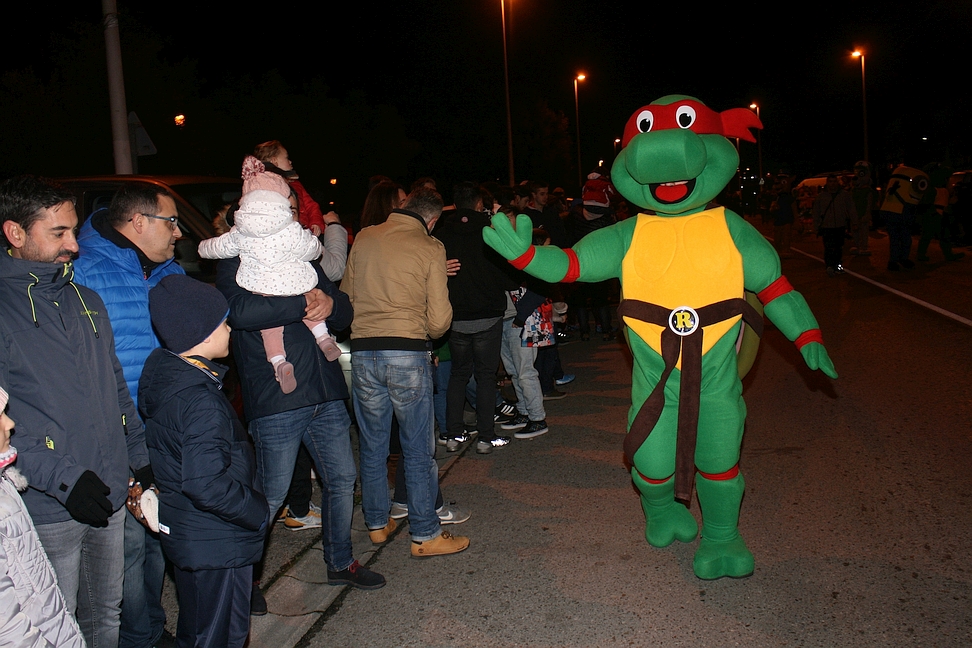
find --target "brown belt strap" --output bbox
[618,298,763,502]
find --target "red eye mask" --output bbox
[621,100,762,147]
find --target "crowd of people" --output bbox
[0,141,624,647]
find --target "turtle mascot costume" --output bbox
[484,95,837,580]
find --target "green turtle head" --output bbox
[611,95,761,215]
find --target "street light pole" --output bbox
[749,103,763,182]
[574,73,586,191]
[501,0,515,185]
[852,50,869,163]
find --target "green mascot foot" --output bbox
[632,471,698,547]
[693,535,754,580]
[694,471,754,579]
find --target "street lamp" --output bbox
[574,73,586,191]
[614,138,621,155]
[500,0,515,185]
[852,49,869,163]
[749,103,763,185]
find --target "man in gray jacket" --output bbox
[0,175,151,648]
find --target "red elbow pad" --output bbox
[757,275,793,305]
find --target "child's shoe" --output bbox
[317,336,342,362]
[273,360,297,394]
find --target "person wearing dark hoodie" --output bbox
[141,275,269,648]
[434,182,519,454]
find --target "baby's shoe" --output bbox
[317,336,342,362]
[273,360,297,394]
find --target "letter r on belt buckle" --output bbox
[668,306,699,336]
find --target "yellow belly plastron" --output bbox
[620,207,744,368]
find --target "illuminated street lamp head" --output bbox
[576,73,586,81]
[852,50,863,58]
[174,114,186,127]
[749,103,757,109]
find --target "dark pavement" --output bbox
[161,223,972,647]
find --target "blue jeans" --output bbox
[352,350,441,542]
[248,401,356,572]
[119,514,166,648]
[35,507,126,648]
[433,359,450,434]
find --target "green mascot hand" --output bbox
[483,213,534,261]
[800,342,838,379]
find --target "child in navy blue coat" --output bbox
[140,275,269,648]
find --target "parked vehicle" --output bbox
[57,175,242,282]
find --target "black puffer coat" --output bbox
[138,349,269,570]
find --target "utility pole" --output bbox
[102,0,133,174]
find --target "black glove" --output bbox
[133,465,155,489]
[65,470,113,527]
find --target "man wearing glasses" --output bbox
[73,183,184,648]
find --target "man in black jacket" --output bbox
[0,175,152,648]
[216,257,384,592]
[435,183,517,454]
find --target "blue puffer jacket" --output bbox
[138,349,269,570]
[73,210,185,409]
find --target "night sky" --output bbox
[3,0,970,205]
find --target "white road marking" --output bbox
[788,246,972,328]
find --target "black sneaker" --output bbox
[500,413,529,430]
[494,401,517,422]
[543,389,567,400]
[514,420,548,439]
[250,581,268,616]
[327,560,386,590]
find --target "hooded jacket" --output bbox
[198,190,322,296]
[73,209,185,409]
[0,251,149,525]
[0,466,85,648]
[433,208,517,322]
[138,349,269,570]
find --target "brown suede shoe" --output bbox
[411,531,470,557]
[368,519,397,544]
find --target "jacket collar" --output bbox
[388,209,432,236]
[88,209,162,277]
[167,351,227,389]
[0,247,75,290]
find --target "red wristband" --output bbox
[794,329,824,349]
[510,246,536,270]
[563,249,580,283]
[757,275,793,305]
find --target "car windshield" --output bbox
[170,182,242,223]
